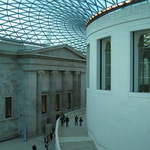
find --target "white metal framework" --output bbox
[0,0,123,53]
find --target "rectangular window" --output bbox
[132,30,150,92]
[41,95,47,113]
[5,97,12,118]
[97,37,111,90]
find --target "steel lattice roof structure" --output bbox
[0,0,125,53]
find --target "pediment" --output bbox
[34,45,85,60]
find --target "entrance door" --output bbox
[68,93,71,109]
[56,94,60,111]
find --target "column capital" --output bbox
[73,71,80,75]
[61,70,70,74]
[37,70,45,76]
[50,70,59,74]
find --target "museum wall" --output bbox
[0,55,19,140]
[87,1,150,150]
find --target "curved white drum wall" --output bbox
[86,1,150,150]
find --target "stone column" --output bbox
[22,71,37,136]
[73,71,81,109]
[80,72,86,108]
[37,70,45,134]
[49,70,59,124]
[78,72,81,108]
[62,71,69,90]
[61,71,71,111]
[61,71,66,111]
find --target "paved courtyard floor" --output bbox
[0,136,55,150]
[58,110,97,150]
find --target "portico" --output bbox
[0,43,86,140]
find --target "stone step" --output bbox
[59,136,91,142]
[60,141,97,150]
[59,127,88,137]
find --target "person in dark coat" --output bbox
[60,113,65,126]
[56,114,60,120]
[44,136,48,144]
[50,131,53,141]
[45,143,48,150]
[65,116,69,127]
[32,145,37,150]
[74,115,78,126]
[52,125,55,137]
[79,117,83,126]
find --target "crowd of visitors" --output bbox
[32,111,83,150]
[59,112,83,127]
[74,115,83,126]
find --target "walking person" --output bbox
[60,113,65,126]
[79,117,83,126]
[65,116,69,127]
[44,136,48,144]
[45,142,48,150]
[23,125,28,142]
[56,113,60,121]
[50,131,53,141]
[74,115,78,126]
[44,135,49,150]
[52,125,55,137]
[32,145,37,150]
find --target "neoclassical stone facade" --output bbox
[0,42,86,141]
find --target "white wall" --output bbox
[87,1,150,150]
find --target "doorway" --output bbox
[56,94,60,111]
[67,93,72,109]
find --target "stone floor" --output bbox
[58,109,97,150]
[0,136,55,150]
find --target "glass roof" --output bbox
[0,0,123,53]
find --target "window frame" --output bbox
[41,94,48,114]
[5,97,12,118]
[67,93,72,109]
[55,93,60,111]
[97,36,111,90]
[87,44,90,88]
[132,29,150,93]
